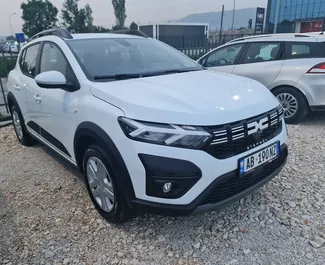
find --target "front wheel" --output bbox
[83,145,131,223]
[273,87,309,124]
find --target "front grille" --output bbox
[200,146,288,206]
[203,106,283,159]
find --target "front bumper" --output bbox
[130,144,288,216]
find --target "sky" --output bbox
[0,0,267,36]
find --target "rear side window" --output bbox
[285,42,325,59]
[20,43,40,77]
[242,42,281,64]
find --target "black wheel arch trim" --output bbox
[7,92,19,113]
[74,122,136,204]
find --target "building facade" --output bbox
[266,0,325,33]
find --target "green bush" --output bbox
[0,58,17,78]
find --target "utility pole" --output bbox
[219,4,224,43]
[231,0,236,31]
[273,0,281,34]
[9,13,16,37]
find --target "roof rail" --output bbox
[227,33,316,44]
[29,28,73,41]
[111,28,148,38]
[227,34,272,43]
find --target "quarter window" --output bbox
[285,42,325,59]
[20,44,40,77]
[203,44,244,67]
[243,42,281,64]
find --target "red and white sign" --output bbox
[300,21,323,33]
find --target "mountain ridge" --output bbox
[176,8,262,30]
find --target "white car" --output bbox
[197,33,325,124]
[4,43,18,53]
[7,28,288,223]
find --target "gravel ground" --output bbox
[1,114,325,265]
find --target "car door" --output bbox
[19,42,43,135]
[232,42,285,88]
[36,41,80,160]
[198,43,246,73]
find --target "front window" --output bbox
[66,37,202,81]
[203,44,244,67]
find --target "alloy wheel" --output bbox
[276,93,298,119]
[12,111,23,140]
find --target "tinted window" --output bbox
[203,44,244,67]
[20,44,40,77]
[40,42,75,83]
[243,42,281,64]
[66,38,201,80]
[285,42,325,59]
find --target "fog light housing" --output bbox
[163,182,172,193]
[139,154,202,199]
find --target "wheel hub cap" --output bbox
[276,93,298,119]
[86,157,115,212]
[12,111,23,140]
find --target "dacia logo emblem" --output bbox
[247,116,269,136]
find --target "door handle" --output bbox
[14,84,21,91]
[33,94,42,103]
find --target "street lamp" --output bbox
[9,12,16,37]
[273,0,281,34]
[231,0,236,31]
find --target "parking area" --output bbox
[1,114,325,265]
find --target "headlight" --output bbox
[118,117,211,149]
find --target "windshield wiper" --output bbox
[93,68,203,80]
[94,74,142,80]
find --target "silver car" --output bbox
[197,33,325,124]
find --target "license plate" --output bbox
[239,142,280,176]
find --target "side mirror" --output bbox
[35,71,67,89]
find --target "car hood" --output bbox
[90,70,279,125]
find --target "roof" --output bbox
[139,22,209,27]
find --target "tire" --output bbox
[11,105,37,146]
[272,86,309,124]
[83,144,131,223]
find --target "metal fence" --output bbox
[0,53,18,117]
[171,33,258,59]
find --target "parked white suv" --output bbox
[7,28,288,223]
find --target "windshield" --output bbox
[66,37,202,81]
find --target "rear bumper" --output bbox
[130,144,288,216]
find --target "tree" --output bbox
[93,26,110,33]
[112,0,127,29]
[130,21,138,30]
[61,0,94,33]
[248,18,253,29]
[21,0,58,37]
[6,36,16,41]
